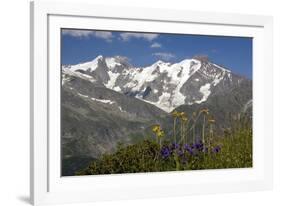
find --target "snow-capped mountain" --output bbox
[63,55,246,112]
[61,55,252,175]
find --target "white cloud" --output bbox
[119,32,159,41]
[93,31,114,42]
[150,42,162,48]
[62,29,113,42]
[152,52,175,61]
[62,30,94,37]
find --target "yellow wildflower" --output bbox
[208,119,215,124]
[179,112,188,122]
[182,116,188,122]
[157,130,164,138]
[152,125,160,133]
[172,110,180,118]
[200,108,209,114]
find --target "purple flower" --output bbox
[212,146,221,153]
[184,144,194,155]
[190,144,195,150]
[177,149,184,156]
[171,143,180,150]
[183,144,189,150]
[161,147,171,158]
[194,141,203,151]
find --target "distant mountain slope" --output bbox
[61,71,170,175]
[175,79,252,137]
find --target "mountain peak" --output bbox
[94,55,104,60]
[112,56,131,66]
[155,60,165,64]
[90,55,104,64]
[152,60,170,67]
[193,55,209,62]
[63,55,247,112]
[177,58,200,66]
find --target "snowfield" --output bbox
[62,55,235,113]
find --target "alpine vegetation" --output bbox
[77,110,252,175]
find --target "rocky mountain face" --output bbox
[61,55,252,175]
[64,55,247,112]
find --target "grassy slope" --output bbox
[76,123,252,175]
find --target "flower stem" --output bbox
[193,125,195,144]
[173,118,176,144]
[202,114,206,149]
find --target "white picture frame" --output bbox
[30,0,273,205]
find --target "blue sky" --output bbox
[61,29,252,79]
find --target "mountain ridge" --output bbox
[63,55,250,112]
